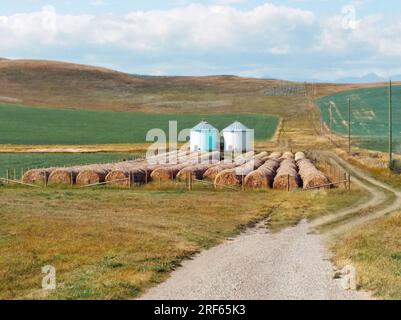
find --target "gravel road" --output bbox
[141,221,369,300]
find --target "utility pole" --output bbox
[329,102,333,142]
[348,98,351,154]
[389,80,393,169]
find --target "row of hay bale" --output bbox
[244,152,281,188]
[214,151,331,190]
[22,150,170,186]
[22,150,221,187]
[84,151,219,186]
[21,150,330,190]
[22,150,187,186]
[272,154,301,190]
[147,151,220,182]
[213,152,269,186]
[297,158,330,189]
[202,151,255,180]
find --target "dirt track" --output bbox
[311,152,401,236]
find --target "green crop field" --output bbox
[0,153,142,180]
[0,104,279,145]
[317,85,401,153]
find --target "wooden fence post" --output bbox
[6,170,9,184]
[343,173,347,189]
[287,174,290,191]
[188,173,192,191]
[128,171,132,188]
[348,173,351,191]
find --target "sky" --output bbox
[1,1,401,81]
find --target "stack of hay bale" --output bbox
[176,163,216,180]
[272,152,301,190]
[244,152,281,189]
[22,168,55,186]
[203,151,255,180]
[150,151,219,182]
[214,152,268,187]
[22,150,184,186]
[296,155,330,189]
[106,150,208,186]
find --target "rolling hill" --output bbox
[0,59,307,115]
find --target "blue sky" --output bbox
[2,1,401,81]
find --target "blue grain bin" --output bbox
[190,121,219,152]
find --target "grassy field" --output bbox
[0,186,365,300]
[332,213,401,299]
[317,85,401,153]
[0,153,142,180]
[0,104,278,145]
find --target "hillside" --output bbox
[1,59,396,115]
[0,59,311,115]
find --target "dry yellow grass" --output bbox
[332,214,401,299]
[0,185,365,299]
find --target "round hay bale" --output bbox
[297,158,330,189]
[48,169,77,186]
[279,159,297,170]
[245,159,280,189]
[105,168,149,186]
[203,163,236,180]
[255,151,269,159]
[303,173,330,189]
[295,152,306,162]
[273,159,301,190]
[76,169,109,186]
[235,158,265,176]
[281,152,294,160]
[272,173,300,190]
[150,165,182,181]
[214,169,241,187]
[105,170,129,186]
[214,156,267,187]
[268,152,281,159]
[244,171,271,188]
[176,164,214,181]
[22,169,53,186]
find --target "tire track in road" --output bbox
[311,152,401,236]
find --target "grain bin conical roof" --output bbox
[191,121,218,131]
[222,121,251,132]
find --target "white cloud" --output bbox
[0,6,92,47]
[1,3,401,80]
[317,12,401,58]
[0,4,315,53]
